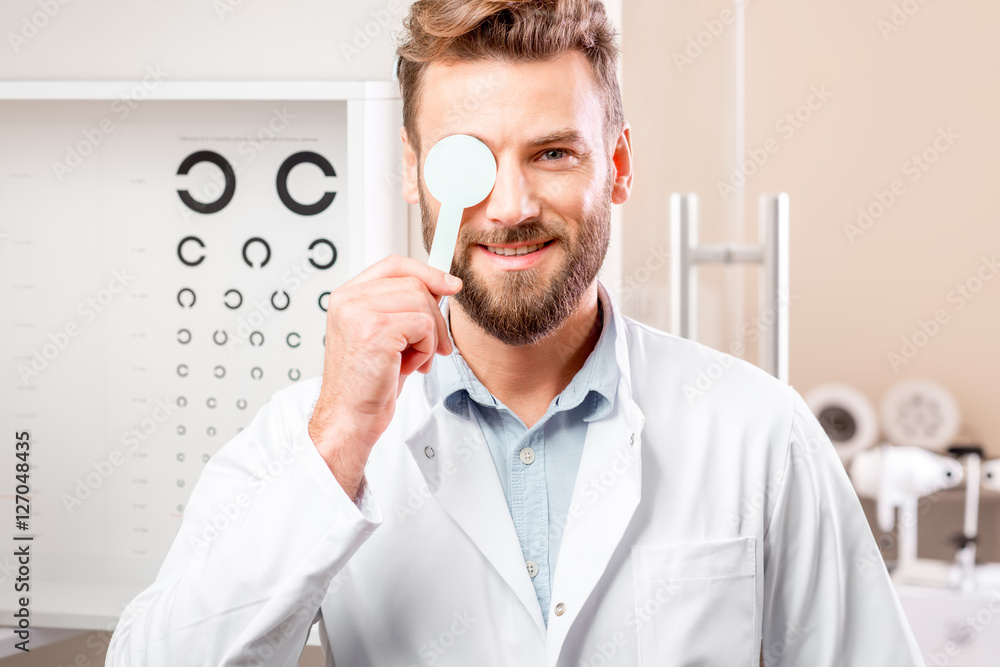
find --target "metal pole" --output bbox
[759,193,789,384]
[670,191,790,383]
[670,193,698,341]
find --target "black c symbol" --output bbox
[286,332,301,348]
[276,152,336,216]
[318,291,330,312]
[224,289,243,309]
[288,368,301,381]
[271,290,290,310]
[177,236,206,266]
[177,288,196,308]
[250,366,263,380]
[249,331,264,347]
[213,330,228,345]
[308,238,337,270]
[177,151,236,214]
[242,237,271,268]
[177,328,192,344]
[177,364,189,377]
[214,365,226,378]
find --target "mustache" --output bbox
[459,221,563,246]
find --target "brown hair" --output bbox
[394,0,624,158]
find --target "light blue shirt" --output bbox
[433,288,618,626]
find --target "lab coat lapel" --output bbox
[403,394,548,638]
[545,281,646,666]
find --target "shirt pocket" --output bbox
[631,536,757,667]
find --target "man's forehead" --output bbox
[416,52,603,154]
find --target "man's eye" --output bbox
[541,148,568,161]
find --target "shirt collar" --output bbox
[425,277,623,424]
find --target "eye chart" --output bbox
[0,82,405,628]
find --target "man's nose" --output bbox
[481,155,540,226]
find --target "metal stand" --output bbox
[670,192,790,383]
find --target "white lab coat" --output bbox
[106,279,925,666]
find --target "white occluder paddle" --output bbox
[424,134,497,274]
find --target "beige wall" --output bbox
[622,0,1000,458]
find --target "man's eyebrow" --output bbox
[525,129,587,148]
[431,130,588,151]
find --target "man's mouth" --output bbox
[479,239,556,257]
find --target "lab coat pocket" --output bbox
[631,536,757,667]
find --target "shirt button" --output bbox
[554,602,565,616]
[424,446,435,458]
[519,447,535,465]
[526,560,538,578]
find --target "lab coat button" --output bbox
[424,446,435,458]
[629,433,634,447]
[526,560,538,578]
[554,602,565,616]
[519,447,535,465]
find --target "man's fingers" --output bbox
[388,311,438,375]
[351,276,454,356]
[344,254,461,297]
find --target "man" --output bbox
[107,1,925,665]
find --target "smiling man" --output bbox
[107,1,926,666]
[407,48,621,429]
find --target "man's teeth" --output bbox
[485,242,547,256]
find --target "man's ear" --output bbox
[610,121,633,206]
[400,126,419,204]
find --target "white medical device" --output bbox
[846,378,1000,594]
[851,445,963,576]
[804,383,879,465]
[983,459,1000,493]
[880,378,961,454]
[424,134,497,274]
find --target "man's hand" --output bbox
[307,254,462,501]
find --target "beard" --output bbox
[419,172,613,347]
